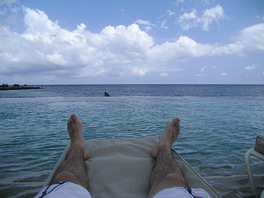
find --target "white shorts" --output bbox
[35,182,211,198]
[153,187,212,198]
[34,181,91,198]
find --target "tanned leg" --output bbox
[148,118,188,198]
[50,114,90,189]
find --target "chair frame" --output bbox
[245,148,264,197]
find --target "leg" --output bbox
[148,118,188,198]
[50,114,90,189]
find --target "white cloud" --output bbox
[244,65,256,70]
[256,14,264,21]
[120,9,125,13]
[47,53,67,66]
[132,68,151,76]
[178,10,197,22]
[11,6,19,13]
[177,10,197,30]
[22,6,60,42]
[200,65,207,72]
[212,66,217,69]
[167,10,176,16]
[0,0,18,16]
[220,72,227,76]
[158,9,177,28]
[135,19,156,26]
[160,20,168,29]
[262,72,264,76]
[195,74,207,77]
[238,23,264,55]
[175,0,184,5]
[209,24,264,56]
[177,5,227,31]
[0,0,18,6]
[199,4,227,31]
[150,36,218,62]
[160,72,168,76]
[144,27,152,32]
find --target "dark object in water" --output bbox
[104,92,110,97]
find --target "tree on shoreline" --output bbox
[1,84,8,87]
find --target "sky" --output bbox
[0,0,264,84]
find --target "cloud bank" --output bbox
[0,7,263,80]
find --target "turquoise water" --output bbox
[0,85,264,197]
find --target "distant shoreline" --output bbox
[0,86,40,91]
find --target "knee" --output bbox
[51,171,78,184]
[162,173,188,187]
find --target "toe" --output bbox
[173,118,180,123]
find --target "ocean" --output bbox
[0,84,263,198]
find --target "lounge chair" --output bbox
[43,136,221,198]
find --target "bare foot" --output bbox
[151,118,180,158]
[67,114,90,160]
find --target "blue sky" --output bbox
[0,0,264,84]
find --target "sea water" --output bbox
[0,85,263,197]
